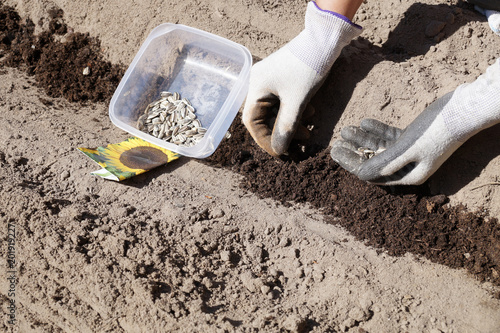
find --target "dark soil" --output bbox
[207,118,500,289]
[0,2,123,103]
[1,3,499,291]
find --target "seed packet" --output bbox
[78,137,179,181]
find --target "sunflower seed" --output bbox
[167,104,176,113]
[172,126,179,136]
[180,118,192,126]
[357,147,386,159]
[176,102,186,112]
[195,119,203,128]
[177,134,187,142]
[137,91,207,147]
[180,106,187,118]
[158,123,166,139]
[185,129,198,136]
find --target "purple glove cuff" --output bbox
[311,1,362,30]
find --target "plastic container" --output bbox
[109,24,252,158]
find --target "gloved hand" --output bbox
[331,58,500,185]
[242,1,361,156]
[474,5,500,36]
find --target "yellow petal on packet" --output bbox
[78,137,179,181]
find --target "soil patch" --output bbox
[0,2,123,103]
[206,117,500,289]
[1,2,499,290]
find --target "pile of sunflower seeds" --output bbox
[137,91,207,147]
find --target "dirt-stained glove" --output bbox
[242,1,361,156]
[331,58,500,185]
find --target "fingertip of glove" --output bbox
[340,125,360,141]
[329,142,343,162]
[331,139,349,151]
[359,118,380,128]
[271,142,288,156]
[257,138,281,157]
[330,141,362,174]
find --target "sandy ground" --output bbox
[1,0,500,332]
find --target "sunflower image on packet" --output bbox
[78,137,179,181]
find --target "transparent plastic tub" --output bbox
[109,24,252,158]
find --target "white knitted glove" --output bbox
[475,5,500,36]
[243,1,361,156]
[331,58,500,185]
